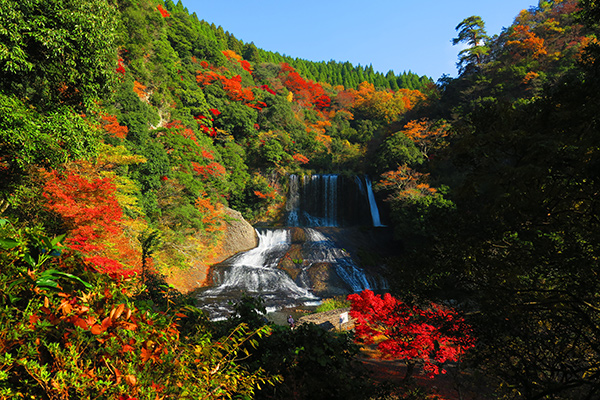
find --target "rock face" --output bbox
[276,227,369,298]
[217,207,258,262]
[166,207,258,293]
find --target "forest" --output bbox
[1,0,599,398]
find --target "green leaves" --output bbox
[0,0,119,110]
[35,269,92,290]
[0,238,18,250]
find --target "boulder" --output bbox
[166,207,257,293]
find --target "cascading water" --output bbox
[197,173,388,320]
[287,174,384,227]
[365,177,385,227]
[288,174,340,226]
[303,228,382,292]
[197,229,317,319]
[354,176,385,228]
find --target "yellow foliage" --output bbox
[315,134,332,148]
[222,49,242,61]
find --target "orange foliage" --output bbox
[222,50,242,61]
[100,114,128,139]
[157,4,170,18]
[507,25,548,59]
[133,80,147,99]
[576,36,599,65]
[315,134,332,148]
[165,120,198,144]
[196,70,258,105]
[396,89,426,111]
[253,190,276,200]
[523,71,540,84]
[41,166,141,276]
[195,195,225,232]
[378,165,437,200]
[292,153,310,164]
[308,120,332,135]
[352,82,425,123]
[191,161,226,180]
[278,63,331,109]
[400,119,449,158]
[201,149,214,160]
[222,50,253,73]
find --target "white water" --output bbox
[287,174,339,227]
[286,175,300,226]
[365,177,385,227]
[304,228,378,292]
[204,229,314,298]
[198,229,317,319]
[198,174,388,319]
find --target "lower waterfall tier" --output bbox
[196,227,389,320]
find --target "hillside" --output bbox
[1,0,600,399]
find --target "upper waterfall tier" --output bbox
[286,174,384,227]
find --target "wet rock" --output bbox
[306,262,353,297]
[278,244,304,280]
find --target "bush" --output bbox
[0,218,277,399]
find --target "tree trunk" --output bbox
[404,361,415,380]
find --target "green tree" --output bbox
[452,16,490,73]
[0,0,119,110]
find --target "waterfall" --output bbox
[365,176,385,227]
[198,229,317,320]
[198,174,389,320]
[304,228,377,292]
[288,174,340,227]
[286,175,300,226]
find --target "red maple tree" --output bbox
[348,290,475,379]
[42,167,141,277]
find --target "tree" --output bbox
[348,290,475,379]
[452,16,490,73]
[400,118,450,159]
[0,0,119,110]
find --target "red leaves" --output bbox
[348,290,475,378]
[100,114,128,139]
[41,167,141,277]
[43,169,123,240]
[240,59,252,73]
[195,195,225,232]
[507,24,548,59]
[260,84,277,95]
[166,120,199,144]
[201,149,214,160]
[278,63,330,110]
[253,190,275,199]
[191,161,226,180]
[116,58,125,75]
[292,153,309,165]
[157,4,170,18]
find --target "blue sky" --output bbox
[181,0,538,81]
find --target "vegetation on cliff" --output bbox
[1,0,600,398]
